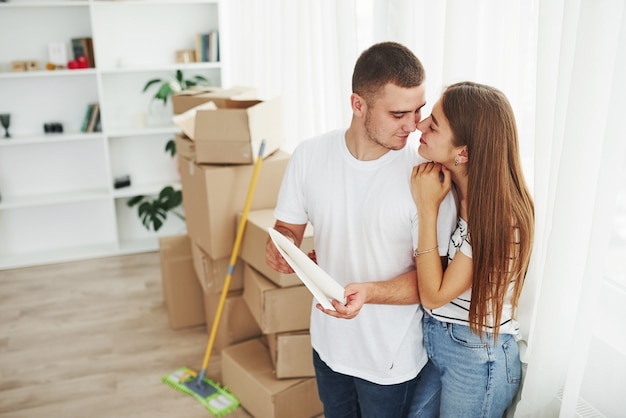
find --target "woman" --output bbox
[410,81,534,417]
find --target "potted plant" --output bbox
[127,69,206,232]
[127,138,183,232]
[142,69,210,105]
[127,185,183,232]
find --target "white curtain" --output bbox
[514,1,626,416]
[220,1,626,415]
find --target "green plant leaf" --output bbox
[142,78,163,92]
[156,83,174,104]
[130,186,183,232]
[165,139,176,157]
[175,69,183,84]
[127,195,145,207]
[158,186,182,210]
[193,75,209,83]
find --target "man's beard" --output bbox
[364,112,404,151]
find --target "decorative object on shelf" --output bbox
[113,175,131,189]
[43,122,63,134]
[175,49,196,64]
[68,56,89,70]
[11,60,42,72]
[127,186,184,232]
[48,42,67,67]
[11,61,26,72]
[71,37,95,68]
[142,69,210,106]
[0,113,10,138]
[26,61,39,71]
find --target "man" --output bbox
[265,42,456,418]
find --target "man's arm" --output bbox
[319,255,447,319]
[265,220,307,274]
[318,269,419,320]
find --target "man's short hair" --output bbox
[352,41,425,105]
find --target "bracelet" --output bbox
[414,246,438,257]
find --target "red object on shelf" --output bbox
[67,60,78,69]
[76,56,88,68]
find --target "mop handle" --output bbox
[201,140,267,372]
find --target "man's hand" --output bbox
[315,282,369,320]
[265,221,308,274]
[265,236,294,274]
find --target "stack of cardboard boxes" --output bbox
[159,87,323,418]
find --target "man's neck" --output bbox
[345,127,391,161]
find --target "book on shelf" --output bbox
[195,30,219,62]
[71,37,95,68]
[80,103,93,132]
[81,103,100,133]
[86,103,100,133]
[207,30,219,62]
[195,33,206,62]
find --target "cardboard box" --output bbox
[179,150,290,260]
[267,331,315,379]
[172,86,257,115]
[173,96,284,164]
[190,240,244,294]
[221,338,323,418]
[174,133,195,161]
[159,235,205,329]
[242,264,312,334]
[239,209,314,288]
[203,290,262,352]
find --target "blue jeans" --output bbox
[313,349,426,418]
[423,313,522,418]
[407,359,441,417]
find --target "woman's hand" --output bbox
[410,162,452,211]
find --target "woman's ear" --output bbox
[457,146,469,165]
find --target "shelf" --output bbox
[0,132,103,146]
[0,1,89,9]
[106,125,180,138]
[99,61,220,74]
[0,189,110,210]
[93,0,218,5]
[113,181,181,199]
[0,0,218,268]
[0,68,96,80]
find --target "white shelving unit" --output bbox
[0,0,223,269]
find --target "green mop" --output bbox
[163,140,267,416]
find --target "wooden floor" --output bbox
[0,252,254,418]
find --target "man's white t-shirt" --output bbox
[274,129,457,385]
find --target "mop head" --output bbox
[163,367,240,417]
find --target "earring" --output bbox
[454,157,459,166]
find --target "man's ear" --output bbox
[351,93,365,115]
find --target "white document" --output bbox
[268,228,346,310]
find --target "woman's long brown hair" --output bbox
[442,82,534,341]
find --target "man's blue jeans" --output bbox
[313,349,441,418]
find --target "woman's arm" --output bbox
[411,162,472,309]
